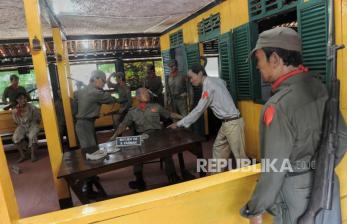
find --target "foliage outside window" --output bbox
[97,63,116,76]
[124,60,164,91]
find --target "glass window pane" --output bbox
[0,69,38,110]
[70,63,97,91]
[205,57,219,77]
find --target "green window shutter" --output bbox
[248,0,298,21]
[198,13,221,42]
[233,24,254,100]
[185,43,204,136]
[185,44,200,69]
[185,43,201,106]
[218,31,237,102]
[298,1,328,84]
[169,30,183,48]
[161,50,171,77]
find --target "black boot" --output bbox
[167,173,181,184]
[82,180,98,200]
[128,173,146,191]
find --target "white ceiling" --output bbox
[0,0,215,40]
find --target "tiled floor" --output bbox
[5,131,213,218]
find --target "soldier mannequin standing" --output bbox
[73,70,116,148]
[12,92,41,163]
[143,64,164,106]
[166,59,192,116]
[106,72,132,129]
[2,74,30,110]
[240,27,347,224]
[110,88,183,190]
[73,70,116,198]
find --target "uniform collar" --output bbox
[11,84,19,89]
[271,65,309,92]
[170,70,178,77]
[137,102,148,110]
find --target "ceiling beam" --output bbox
[67,33,160,40]
[40,0,67,40]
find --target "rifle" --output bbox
[297,0,344,223]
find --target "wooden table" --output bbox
[58,128,205,204]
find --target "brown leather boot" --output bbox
[15,141,27,163]
[31,143,38,162]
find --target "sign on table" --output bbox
[116,136,142,147]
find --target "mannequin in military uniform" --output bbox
[106,72,132,129]
[240,27,347,224]
[166,59,192,116]
[142,64,164,106]
[2,74,30,110]
[12,92,41,163]
[73,70,116,149]
[73,70,116,198]
[110,88,183,190]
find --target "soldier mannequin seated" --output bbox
[12,92,41,163]
[110,88,183,190]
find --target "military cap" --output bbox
[249,27,302,60]
[90,70,106,82]
[111,71,125,80]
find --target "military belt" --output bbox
[221,115,241,123]
[173,92,187,98]
[285,169,312,178]
[76,117,96,122]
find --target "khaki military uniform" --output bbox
[177,76,247,163]
[108,82,132,128]
[12,103,41,147]
[2,85,29,108]
[118,103,176,176]
[74,84,116,148]
[167,72,190,116]
[240,72,347,223]
[143,75,164,106]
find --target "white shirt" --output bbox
[177,76,239,128]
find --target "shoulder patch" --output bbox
[263,105,276,127]
[268,88,292,104]
[202,91,209,99]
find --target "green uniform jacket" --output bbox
[119,103,171,134]
[143,75,164,105]
[2,85,28,105]
[241,72,347,222]
[107,82,132,109]
[74,84,116,119]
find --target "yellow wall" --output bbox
[160,0,249,51]
[1,1,347,224]
[238,101,263,160]
[17,165,274,224]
